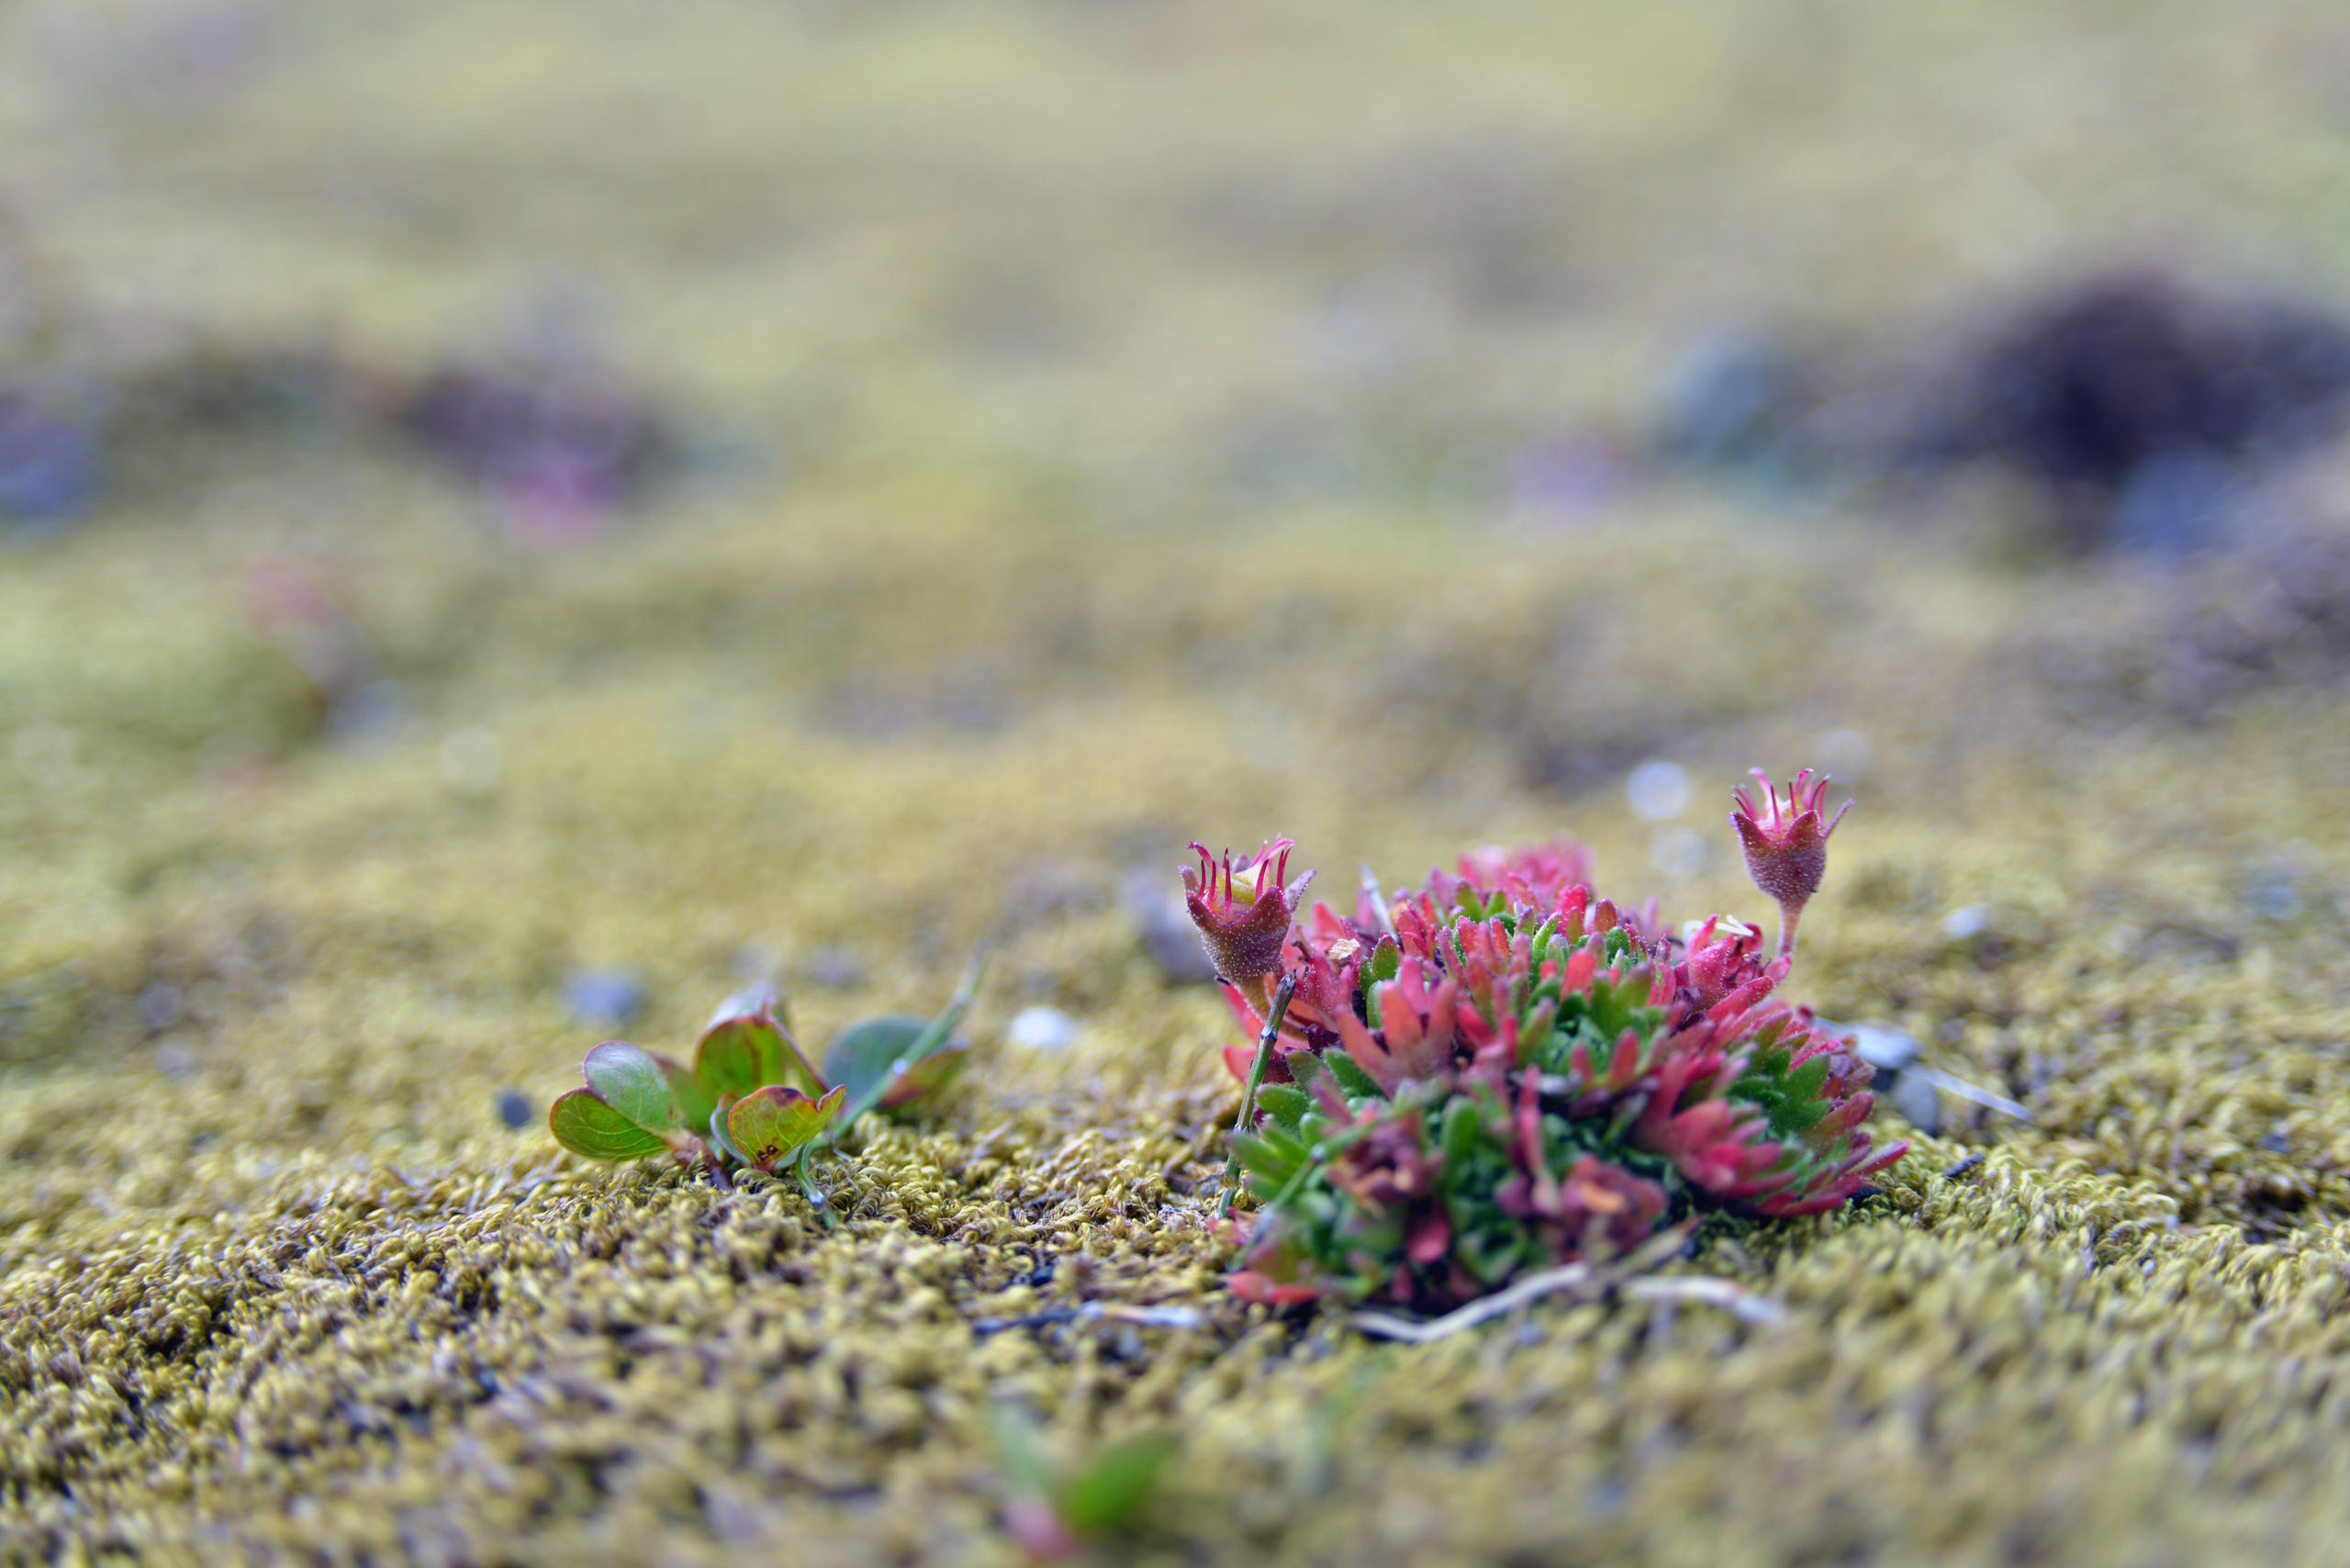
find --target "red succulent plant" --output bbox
[1192,768,1905,1311]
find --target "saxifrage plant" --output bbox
[1184,769,1905,1310]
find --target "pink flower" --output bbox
[1181,839,1315,992]
[1675,915,1786,1020]
[1729,768,1853,959]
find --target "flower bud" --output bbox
[1729,768,1852,959]
[1181,840,1315,986]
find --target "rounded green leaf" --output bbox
[724,1083,848,1171]
[694,1011,822,1100]
[582,1040,679,1133]
[822,1014,933,1107]
[548,1088,670,1161]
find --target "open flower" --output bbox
[1729,768,1853,959]
[1182,840,1315,999]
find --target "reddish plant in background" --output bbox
[1194,768,1903,1311]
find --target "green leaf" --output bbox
[822,1014,929,1106]
[1256,1083,1311,1130]
[828,953,986,1134]
[1053,1433,1179,1538]
[1324,1049,1384,1100]
[823,1010,975,1115]
[582,1041,678,1133]
[1257,1123,1314,1167]
[548,1088,669,1160]
[725,1083,848,1171]
[654,1051,717,1138]
[694,1010,821,1100]
[1232,1131,1301,1185]
[1785,1052,1833,1102]
[1440,1097,1483,1168]
[707,1096,748,1165]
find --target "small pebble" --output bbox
[327,680,403,745]
[1124,872,1217,986]
[1648,825,1709,880]
[2109,450,2236,555]
[564,969,645,1027]
[1941,904,1992,942]
[1655,326,1799,469]
[803,946,864,990]
[1841,1023,1920,1075]
[1505,435,1634,525]
[2244,873,2303,921]
[1890,1070,1944,1136]
[0,391,103,530]
[495,1090,533,1130]
[139,982,184,1031]
[1626,759,1692,822]
[1008,1006,1080,1051]
[1826,1023,1940,1135]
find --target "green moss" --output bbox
[8,2,2350,1562]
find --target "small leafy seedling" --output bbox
[991,1407,1178,1562]
[822,1013,970,1117]
[546,958,984,1199]
[548,1000,839,1181]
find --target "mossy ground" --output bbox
[8,4,2350,1562]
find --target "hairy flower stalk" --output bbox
[1729,767,1853,959]
[1186,777,1903,1311]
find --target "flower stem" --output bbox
[1776,902,1803,963]
[1219,969,1299,1220]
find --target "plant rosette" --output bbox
[1188,770,1908,1311]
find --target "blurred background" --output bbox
[4,0,2350,1196]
